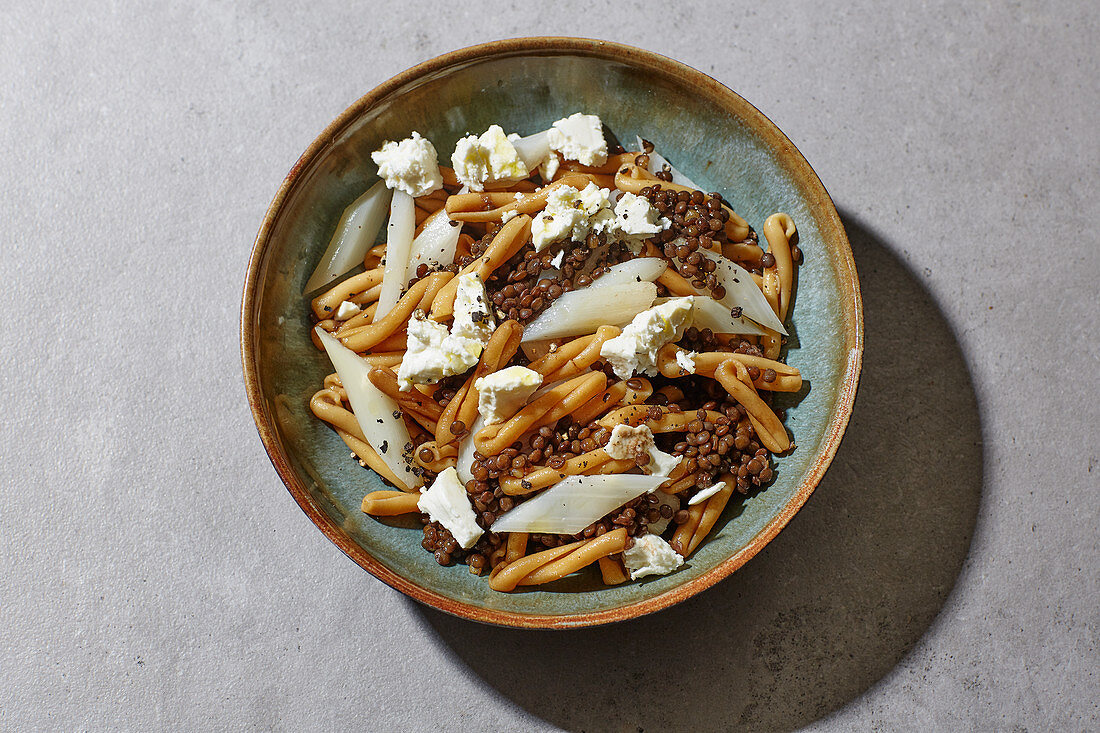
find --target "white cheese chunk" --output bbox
[599,296,695,378]
[530,182,615,252]
[622,534,684,580]
[417,467,483,549]
[608,192,671,254]
[450,272,495,346]
[396,312,481,391]
[333,300,361,320]
[484,126,528,182]
[604,424,683,477]
[450,125,529,191]
[688,481,726,506]
[547,113,607,166]
[539,153,561,181]
[474,366,542,424]
[450,135,490,191]
[371,132,444,197]
[674,349,697,375]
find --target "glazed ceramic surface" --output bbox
[242,38,862,628]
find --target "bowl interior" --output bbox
[244,41,860,627]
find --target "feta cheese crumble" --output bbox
[622,534,684,580]
[539,153,561,182]
[450,125,529,191]
[450,272,495,346]
[608,192,672,254]
[688,481,726,505]
[604,424,683,477]
[474,366,542,424]
[547,113,607,166]
[417,467,483,549]
[599,296,695,378]
[450,135,489,190]
[371,132,444,197]
[396,312,482,391]
[333,300,361,320]
[397,272,497,391]
[674,349,697,375]
[530,182,615,251]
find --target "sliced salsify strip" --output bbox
[521,281,657,342]
[634,135,702,190]
[304,180,392,294]
[374,190,417,319]
[491,474,667,535]
[315,328,421,489]
[405,208,461,282]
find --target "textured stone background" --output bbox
[1,1,1096,730]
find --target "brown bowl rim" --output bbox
[240,36,864,629]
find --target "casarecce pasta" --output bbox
[306,114,804,590]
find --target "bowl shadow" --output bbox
[412,211,984,731]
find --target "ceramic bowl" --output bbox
[241,38,862,628]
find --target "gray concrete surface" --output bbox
[1,1,1096,730]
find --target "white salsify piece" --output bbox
[491,474,667,535]
[405,211,461,282]
[675,244,788,335]
[374,190,416,319]
[521,281,657,343]
[315,328,421,489]
[635,135,702,191]
[511,130,552,172]
[303,180,392,293]
[652,295,766,336]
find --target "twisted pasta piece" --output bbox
[518,528,628,586]
[488,528,628,591]
[598,555,629,585]
[713,360,790,453]
[367,367,443,433]
[362,243,386,270]
[763,213,796,321]
[312,268,383,319]
[557,152,644,176]
[444,173,606,223]
[686,476,736,556]
[670,502,705,556]
[498,449,635,495]
[413,441,459,473]
[572,377,653,425]
[309,388,410,491]
[596,405,726,431]
[654,345,802,392]
[474,372,607,455]
[760,268,783,360]
[488,540,575,591]
[504,532,528,564]
[529,326,621,382]
[361,490,421,516]
[429,215,532,320]
[339,271,453,352]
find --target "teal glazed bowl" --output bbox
[241,38,862,628]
